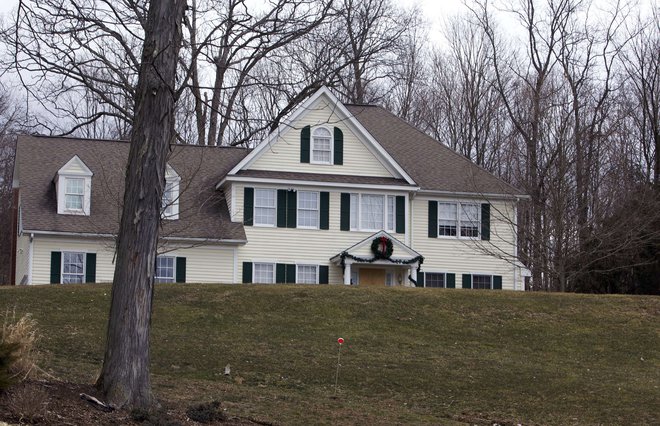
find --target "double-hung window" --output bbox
[254,263,275,284]
[460,204,480,237]
[349,193,396,232]
[311,127,332,164]
[425,272,446,288]
[436,202,480,238]
[254,188,276,226]
[62,252,85,283]
[155,256,175,283]
[162,180,178,219]
[438,203,457,236]
[472,274,492,289]
[65,178,85,211]
[297,191,319,228]
[297,265,318,284]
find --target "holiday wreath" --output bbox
[371,236,394,259]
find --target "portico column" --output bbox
[410,263,418,287]
[344,261,352,285]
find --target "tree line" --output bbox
[0,0,658,293]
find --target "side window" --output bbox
[425,273,446,288]
[472,274,492,289]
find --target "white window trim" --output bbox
[310,126,333,165]
[253,262,276,284]
[162,164,181,220]
[436,201,481,240]
[296,191,320,229]
[295,263,319,284]
[253,188,277,227]
[155,256,176,283]
[349,193,396,232]
[56,155,93,216]
[471,273,494,290]
[61,251,86,284]
[424,271,447,288]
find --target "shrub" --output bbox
[186,400,226,423]
[1,309,40,382]
[7,382,49,423]
[0,339,20,390]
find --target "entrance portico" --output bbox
[330,231,423,287]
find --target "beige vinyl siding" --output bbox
[30,236,236,285]
[235,183,407,284]
[411,196,522,290]
[32,236,116,285]
[15,234,31,285]
[250,98,393,177]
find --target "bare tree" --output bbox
[96,0,186,409]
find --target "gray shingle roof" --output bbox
[345,105,524,196]
[15,135,249,241]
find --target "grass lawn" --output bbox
[1,284,658,425]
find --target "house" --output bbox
[11,87,528,289]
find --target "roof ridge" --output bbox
[19,134,251,151]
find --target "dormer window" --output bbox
[311,127,333,164]
[162,164,180,220]
[64,178,85,211]
[56,155,92,216]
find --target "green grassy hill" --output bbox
[1,284,658,425]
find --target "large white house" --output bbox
[11,87,528,289]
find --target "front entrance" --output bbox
[359,268,386,287]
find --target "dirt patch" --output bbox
[0,380,269,425]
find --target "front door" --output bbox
[359,268,386,287]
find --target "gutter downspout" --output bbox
[27,233,34,285]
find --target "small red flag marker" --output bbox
[334,337,345,396]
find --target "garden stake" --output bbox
[334,337,344,396]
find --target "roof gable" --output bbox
[331,230,421,261]
[227,87,416,185]
[57,155,93,177]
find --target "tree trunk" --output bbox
[97,0,186,410]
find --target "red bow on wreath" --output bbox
[379,236,388,254]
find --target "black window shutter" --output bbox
[333,127,343,165]
[396,196,405,234]
[287,190,297,228]
[481,203,491,241]
[493,275,502,290]
[85,253,96,283]
[320,192,330,230]
[176,257,186,283]
[462,274,472,289]
[428,201,438,238]
[242,262,253,283]
[446,273,456,288]
[50,251,61,284]
[286,264,296,283]
[243,187,254,226]
[417,272,425,287]
[276,263,286,283]
[277,190,287,228]
[340,193,350,231]
[319,265,329,284]
[300,125,310,163]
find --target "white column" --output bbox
[343,261,352,285]
[409,263,418,287]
